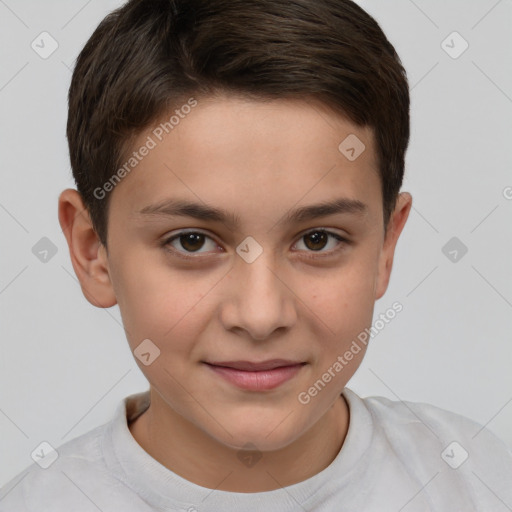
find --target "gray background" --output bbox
[1,0,511,488]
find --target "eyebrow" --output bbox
[137,197,368,229]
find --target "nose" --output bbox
[220,251,297,340]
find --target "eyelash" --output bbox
[161,229,349,261]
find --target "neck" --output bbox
[128,390,349,493]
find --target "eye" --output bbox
[293,229,348,255]
[162,230,220,258]
[162,228,348,260]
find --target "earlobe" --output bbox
[58,189,117,308]
[374,192,412,300]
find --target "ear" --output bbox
[374,192,412,300]
[58,189,117,308]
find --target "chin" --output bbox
[207,415,304,452]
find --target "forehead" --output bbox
[109,95,381,227]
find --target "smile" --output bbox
[204,360,307,391]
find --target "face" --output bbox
[94,95,407,451]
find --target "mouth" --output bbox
[204,359,307,391]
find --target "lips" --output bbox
[204,359,306,391]
[206,359,304,371]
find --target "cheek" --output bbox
[303,255,378,373]
[309,260,377,327]
[114,254,218,351]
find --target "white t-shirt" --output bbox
[1,388,511,511]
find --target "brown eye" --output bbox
[163,231,219,256]
[179,233,205,252]
[303,231,329,251]
[294,229,348,255]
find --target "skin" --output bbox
[58,94,412,492]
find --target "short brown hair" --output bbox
[67,0,410,247]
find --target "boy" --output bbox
[1,0,511,510]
